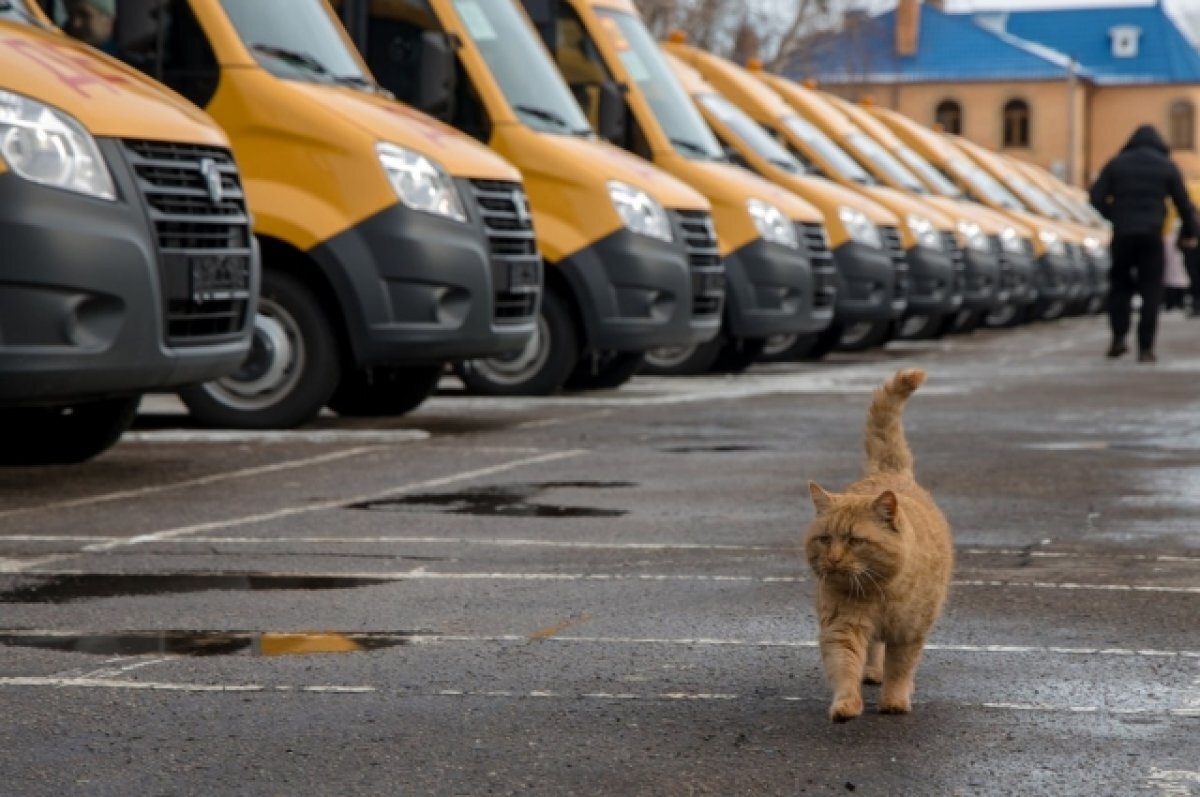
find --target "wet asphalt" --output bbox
[0,312,1197,796]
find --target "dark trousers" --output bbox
[1109,233,1165,351]
[1186,246,1200,310]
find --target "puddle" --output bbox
[0,630,420,657]
[351,481,633,518]
[0,573,394,604]
[659,445,766,453]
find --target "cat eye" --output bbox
[816,535,832,544]
[848,536,866,546]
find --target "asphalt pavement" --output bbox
[0,313,1198,796]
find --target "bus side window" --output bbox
[553,7,608,124]
[363,5,491,142]
[52,0,219,108]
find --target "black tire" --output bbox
[758,333,812,363]
[896,313,947,341]
[641,335,724,376]
[0,396,140,466]
[801,323,844,361]
[945,308,985,335]
[563,351,644,391]
[179,270,340,429]
[1032,297,1068,321]
[455,288,578,396]
[985,302,1030,329]
[836,320,894,352]
[327,365,443,417]
[710,337,767,373]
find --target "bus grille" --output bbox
[123,139,252,345]
[800,222,836,308]
[881,225,909,301]
[676,210,724,318]
[470,180,541,324]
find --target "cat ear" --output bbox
[809,481,835,514]
[872,490,900,528]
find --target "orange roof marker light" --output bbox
[668,29,688,43]
[859,95,876,107]
[746,57,764,72]
[803,78,819,89]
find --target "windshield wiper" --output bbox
[332,74,382,93]
[768,157,802,174]
[250,43,333,77]
[671,137,720,160]
[515,104,573,130]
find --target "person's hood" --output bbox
[1123,125,1169,155]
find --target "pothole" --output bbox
[0,573,395,604]
[350,481,634,518]
[0,630,423,657]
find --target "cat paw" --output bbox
[829,696,863,722]
[878,697,912,715]
[862,668,883,685]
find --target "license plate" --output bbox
[190,255,250,303]
[508,260,541,291]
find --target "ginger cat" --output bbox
[804,368,953,722]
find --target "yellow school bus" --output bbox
[527,0,837,373]
[334,0,725,392]
[825,92,1039,331]
[43,0,545,424]
[749,70,969,343]
[952,135,1101,316]
[868,104,1086,324]
[1,0,255,463]
[663,45,906,358]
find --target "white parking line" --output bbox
[159,536,778,552]
[9,566,1200,595]
[82,449,586,552]
[1146,768,1200,796]
[0,676,1195,717]
[121,430,430,444]
[0,446,383,521]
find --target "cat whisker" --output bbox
[861,568,886,602]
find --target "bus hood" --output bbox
[0,20,226,145]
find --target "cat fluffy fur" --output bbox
[804,368,953,722]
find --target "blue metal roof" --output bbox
[788,4,1078,85]
[999,4,1200,84]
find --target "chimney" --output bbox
[896,0,920,57]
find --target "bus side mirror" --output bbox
[596,81,627,144]
[418,31,457,121]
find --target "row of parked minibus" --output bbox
[0,0,1111,465]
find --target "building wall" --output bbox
[1088,85,1200,182]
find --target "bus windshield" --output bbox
[220,0,371,88]
[453,0,590,135]
[950,156,1026,212]
[1008,174,1067,220]
[596,8,724,160]
[0,0,45,26]
[848,131,925,193]
[697,93,804,174]
[895,145,962,198]
[782,114,872,184]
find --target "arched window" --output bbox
[1169,100,1195,150]
[935,100,962,135]
[1002,99,1030,148]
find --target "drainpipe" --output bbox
[1066,58,1078,186]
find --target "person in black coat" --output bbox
[1090,125,1198,362]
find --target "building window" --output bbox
[1169,101,1195,150]
[1002,99,1030,148]
[935,100,962,135]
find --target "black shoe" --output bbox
[1138,350,1157,363]
[1106,342,1128,358]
